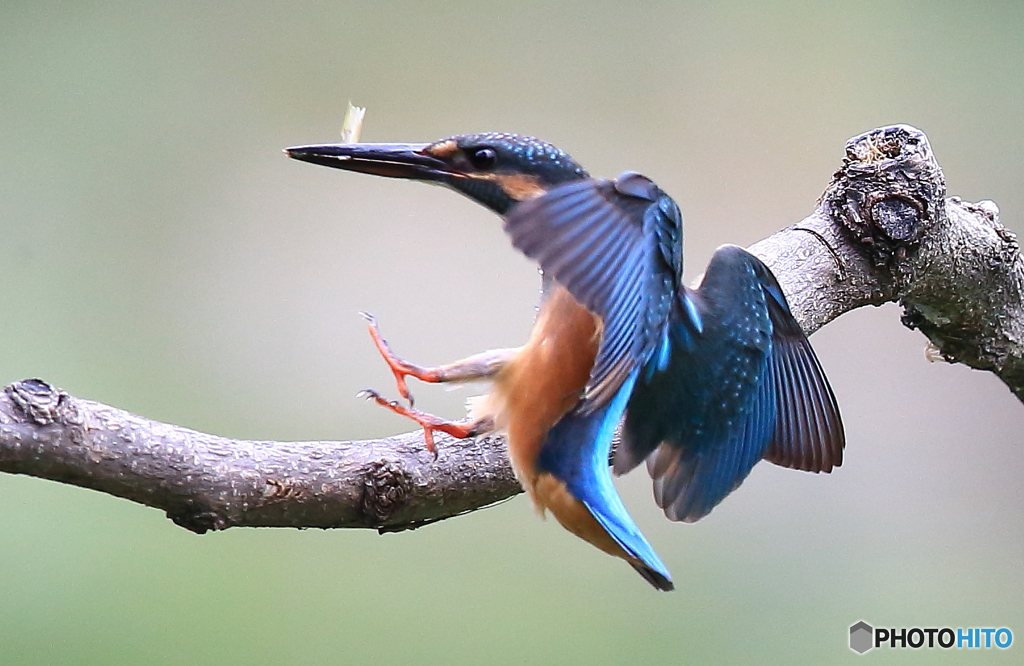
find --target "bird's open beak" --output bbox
[284,142,456,182]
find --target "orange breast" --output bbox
[489,285,600,492]
[481,286,639,566]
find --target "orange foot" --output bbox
[361,312,444,407]
[358,388,483,457]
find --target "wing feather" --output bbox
[503,173,680,412]
[620,245,844,522]
[759,261,845,473]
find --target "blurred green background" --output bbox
[2,2,1022,664]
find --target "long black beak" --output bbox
[284,142,455,182]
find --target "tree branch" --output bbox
[2,124,1020,532]
[751,125,1024,399]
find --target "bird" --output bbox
[286,133,845,590]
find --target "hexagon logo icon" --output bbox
[850,621,874,654]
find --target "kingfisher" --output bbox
[286,133,845,591]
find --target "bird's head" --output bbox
[285,132,589,215]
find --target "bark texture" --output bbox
[1,124,1020,532]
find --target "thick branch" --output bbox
[0,379,515,533]
[1,124,1021,532]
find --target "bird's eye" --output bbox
[468,147,497,170]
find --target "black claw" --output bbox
[359,311,377,326]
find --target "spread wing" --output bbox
[503,172,681,412]
[618,245,845,522]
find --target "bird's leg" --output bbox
[358,389,494,457]
[361,312,518,405]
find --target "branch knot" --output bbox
[827,125,945,269]
[361,459,413,525]
[5,379,74,425]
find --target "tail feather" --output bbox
[630,562,675,592]
[536,373,674,590]
[585,498,674,591]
